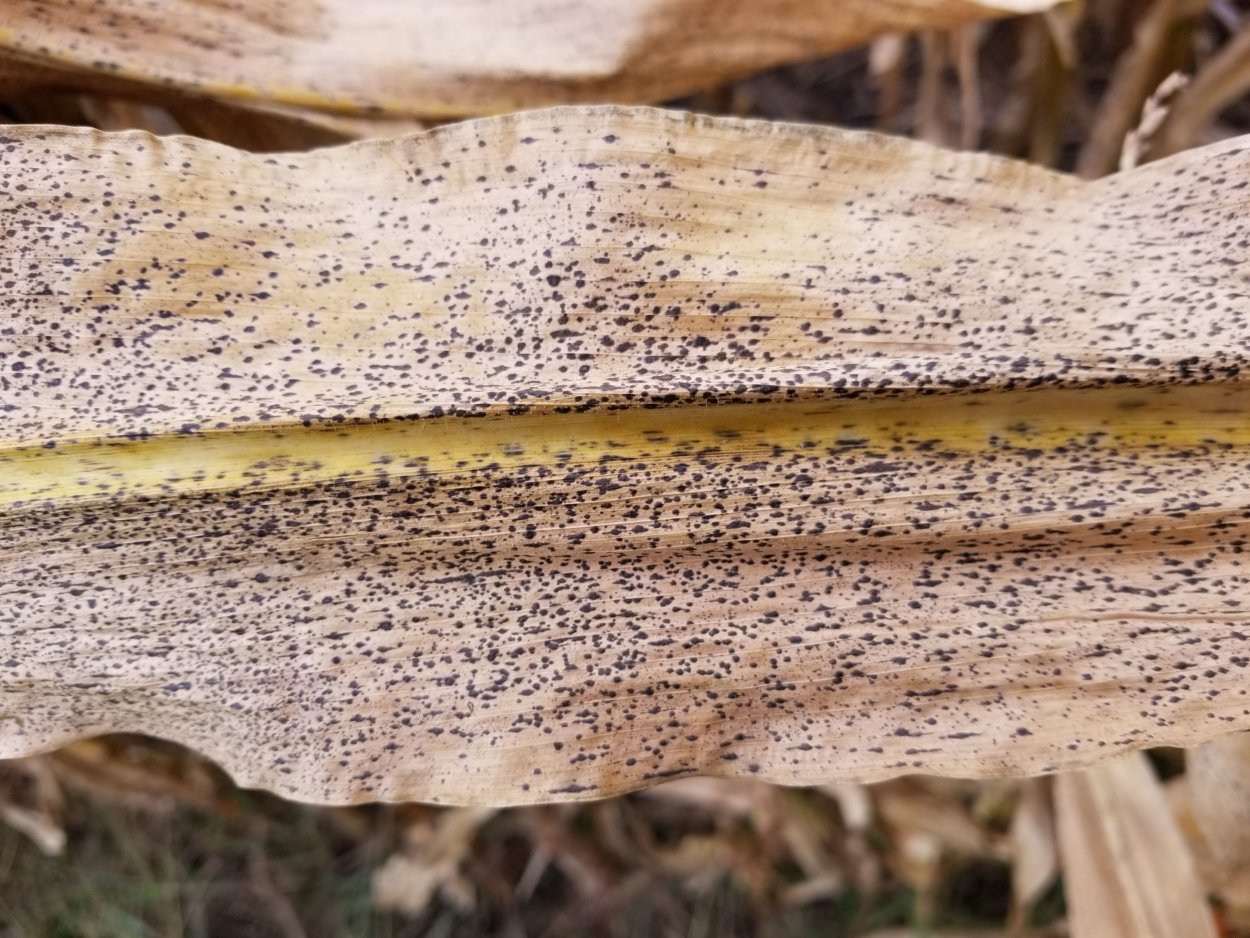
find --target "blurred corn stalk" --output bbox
[5,1,1250,937]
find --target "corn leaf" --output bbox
[2,108,1250,805]
[1183,732,1250,913]
[1056,752,1217,938]
[1,0,1060,118]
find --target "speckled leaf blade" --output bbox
[0,0,1060,118]
[2,108,1250,806]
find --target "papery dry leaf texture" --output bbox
[1185,733,1250,899]
[0,0,1059,118]
[1057,753,1217,938]
[3,108,1250,806]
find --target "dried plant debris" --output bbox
[1181,734,1250,926]
[1153,18,1250,157]
[717,7,1250,176]
[3,107,1250,807]
[0,739,1071,937]
[0,0,1061,118]
[1075,0,1206,178]
[1056,752,1217,938]
[1007,778,1058,933]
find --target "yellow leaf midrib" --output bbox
[3,382,1247,510]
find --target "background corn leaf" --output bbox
[0,0,1061,118]
[1056,753,1217,938]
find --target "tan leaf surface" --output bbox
[1185,733,1250,919]
[0,52,425,149]
[1056,752,1216,938]
[3,108,1250,806]
[0,0,1060,118]
[1008,778,1057,933]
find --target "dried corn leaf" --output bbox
[164,99,426,152]
[875,780,1003,861]
[0,53,424,149]
[1185,733,1250,914]
[1,0,1060,118]
[3,108,1250,806]
[1056,752,1216,938]
[0,756,65,855]
[1008,778,1057,933]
